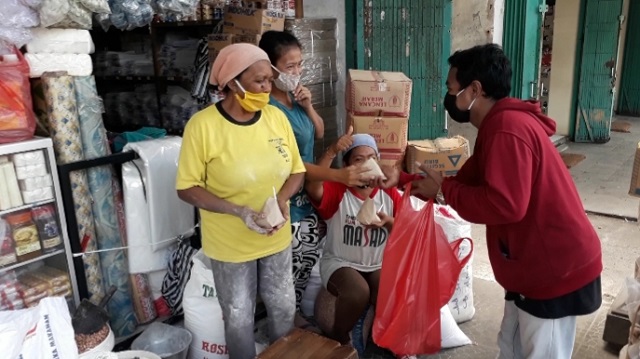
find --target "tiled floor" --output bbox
[565,116,640,220]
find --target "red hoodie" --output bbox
[401,98,602,300]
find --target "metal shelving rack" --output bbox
[0,137,81,308]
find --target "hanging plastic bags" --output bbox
[373,185,472,356]
[0,48,36,144]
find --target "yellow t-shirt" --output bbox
[176,102,306,262]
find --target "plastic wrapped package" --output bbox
[285,18,338,37]
[20,0,44,8]
[0,49,36,144]
[109,0,154,31]
[301,52,338,86]
[79,0,111,13]
[51,0,93,30]
[153,0,199,17]
[27,28,95,55]
[0,0,40,28]
[0,27,32,52]
[307,82,337,108]
[25,53,93,77]
[39,0,71,28]
[12,150,45,167]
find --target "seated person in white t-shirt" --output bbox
[305,133,403,348]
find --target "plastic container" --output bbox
[32,204,62,253]
[6,210,41,262]
[118,351,162,359]
[82,351,161,359]
[131,323,192,359]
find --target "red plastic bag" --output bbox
[0,47,36,144]
[373,186,473,356]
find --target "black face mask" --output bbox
[443,93,470,123]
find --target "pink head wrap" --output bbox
[210,43,270,90]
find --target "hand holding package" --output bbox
[362,158,386,180]
[357,197,380,225]
[255,196,286,229]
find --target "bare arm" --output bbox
[304,150,336,203]
[306,106,324,139]
[178,187,242,215]
[277,172,305,202]
[295,85,324,139]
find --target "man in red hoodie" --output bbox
[382,44,602,358]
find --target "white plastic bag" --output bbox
[183,250,263,359]
[440,305,472,348]
[300,262,321,317]
[0,0,40,28]
[0,297,79,359]
[434,204,476,323]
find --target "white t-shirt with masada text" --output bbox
[311,182,403,288]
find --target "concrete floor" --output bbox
[362,214,640,359]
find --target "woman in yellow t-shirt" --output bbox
[176,43,306,359]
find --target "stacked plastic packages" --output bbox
[40,0,111,30]
[284,18,340,160]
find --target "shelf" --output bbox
[0,249,65,275]
[0,199,55,217]
[95,75,188,83]
[152,19,221,28]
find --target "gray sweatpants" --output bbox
[210,245,295,359]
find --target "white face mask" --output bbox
[272,65,301,92]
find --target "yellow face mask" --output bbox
[234,80,270,112]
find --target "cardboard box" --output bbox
[629,141,640,197]
[223,6,285,35]
[379,150,405,169]
[349,114,408,153]
[208,33,262,63]
[406,136,470,176]
[347,69,412,117]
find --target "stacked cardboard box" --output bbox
[346,69,412,167]
[285,18,339,160]
[208,4,285,63]
[405,136,470,177]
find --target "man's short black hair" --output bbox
[448,44,512,100]
[258,31,302,65]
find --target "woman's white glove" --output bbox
[236,206,269,235]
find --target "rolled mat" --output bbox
[75,75,138,337]
[41,72,105,304]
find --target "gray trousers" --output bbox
[210,245,295,359]
[496,300,577,359]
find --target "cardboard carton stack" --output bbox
[405,136,470,177]
[346,69,412,168]
[286,18,339,159]
[208,2,285,63]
